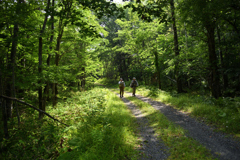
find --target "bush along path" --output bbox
[123,91,240,160]
[113,91,169,160]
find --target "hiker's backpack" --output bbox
[119,81,124,87]
[132,80,137,87]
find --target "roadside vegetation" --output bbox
[130,86,240,137]
[0,87,140,159]
[98,79,240,138]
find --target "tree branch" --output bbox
[0,95,69,127]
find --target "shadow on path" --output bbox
[115,92,169,160]
[125,91,240,160]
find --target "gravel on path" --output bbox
[115,92,169,160]
[127,92,240,160]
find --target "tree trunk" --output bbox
[53,31,63,107]
[2,99,9,139]
[6,11,20,120]
[217,26,228,91]
[170,0,183,93]
[38,0,50,119]
[206,23,221,98]
[184,23,191,88]
[43,0,54,110]
[81,67,86,90]
[1,59,9,138]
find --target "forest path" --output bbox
[123,91,240,160]
[114,91,169,160]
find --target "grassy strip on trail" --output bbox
[124,86,240,137]
[57,87,140,160]
[0,87,140,160]
[124,94,216,160]
[98,77,240,137]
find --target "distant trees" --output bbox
[99,0,240,98]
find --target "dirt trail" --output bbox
[115,92,169,160]
[124,91,240,160]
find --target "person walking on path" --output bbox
[130,77,138,96]
[118,78,125,98]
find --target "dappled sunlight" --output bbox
[134,86,240,134]
[57,89,140,160]
[126,95,216,160]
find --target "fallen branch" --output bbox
[0,95,69,127]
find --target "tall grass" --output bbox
[0,87,140,160]
[57,87,140,160]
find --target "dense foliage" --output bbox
[99,0,240,98]
[1,0,240,159]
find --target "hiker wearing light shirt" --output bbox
[118,78,125,98]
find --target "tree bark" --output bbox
[206,23,221,98]
[53,30,63,107]
[6,10,20,120]
[217,26,228,91]
[170,0,183,93]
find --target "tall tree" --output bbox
[179,0,222,98]
[170,0,183,93]
[38,0,50,119]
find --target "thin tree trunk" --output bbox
[184,23,191,88]
[1,59,9,138]
[2,99,9,139]
[6,9,20,120]
[39,0,50,119]
[154,50,161,89]
[170,0,183,93]
[217,26,228,91]
[81,67,86,90]
[53,31,63,107]
[43,0,54,109]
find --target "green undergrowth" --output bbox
[115,84,240,137]
[96,78,138,89]
[57,87,140,160]
[96,78,119,88]
[0,87,140,160]
[125,94,216,160]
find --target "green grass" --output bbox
[58,87,140,160]
[0,87,140,160]
[124,94,216,160]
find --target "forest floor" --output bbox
[109,87,240,160]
